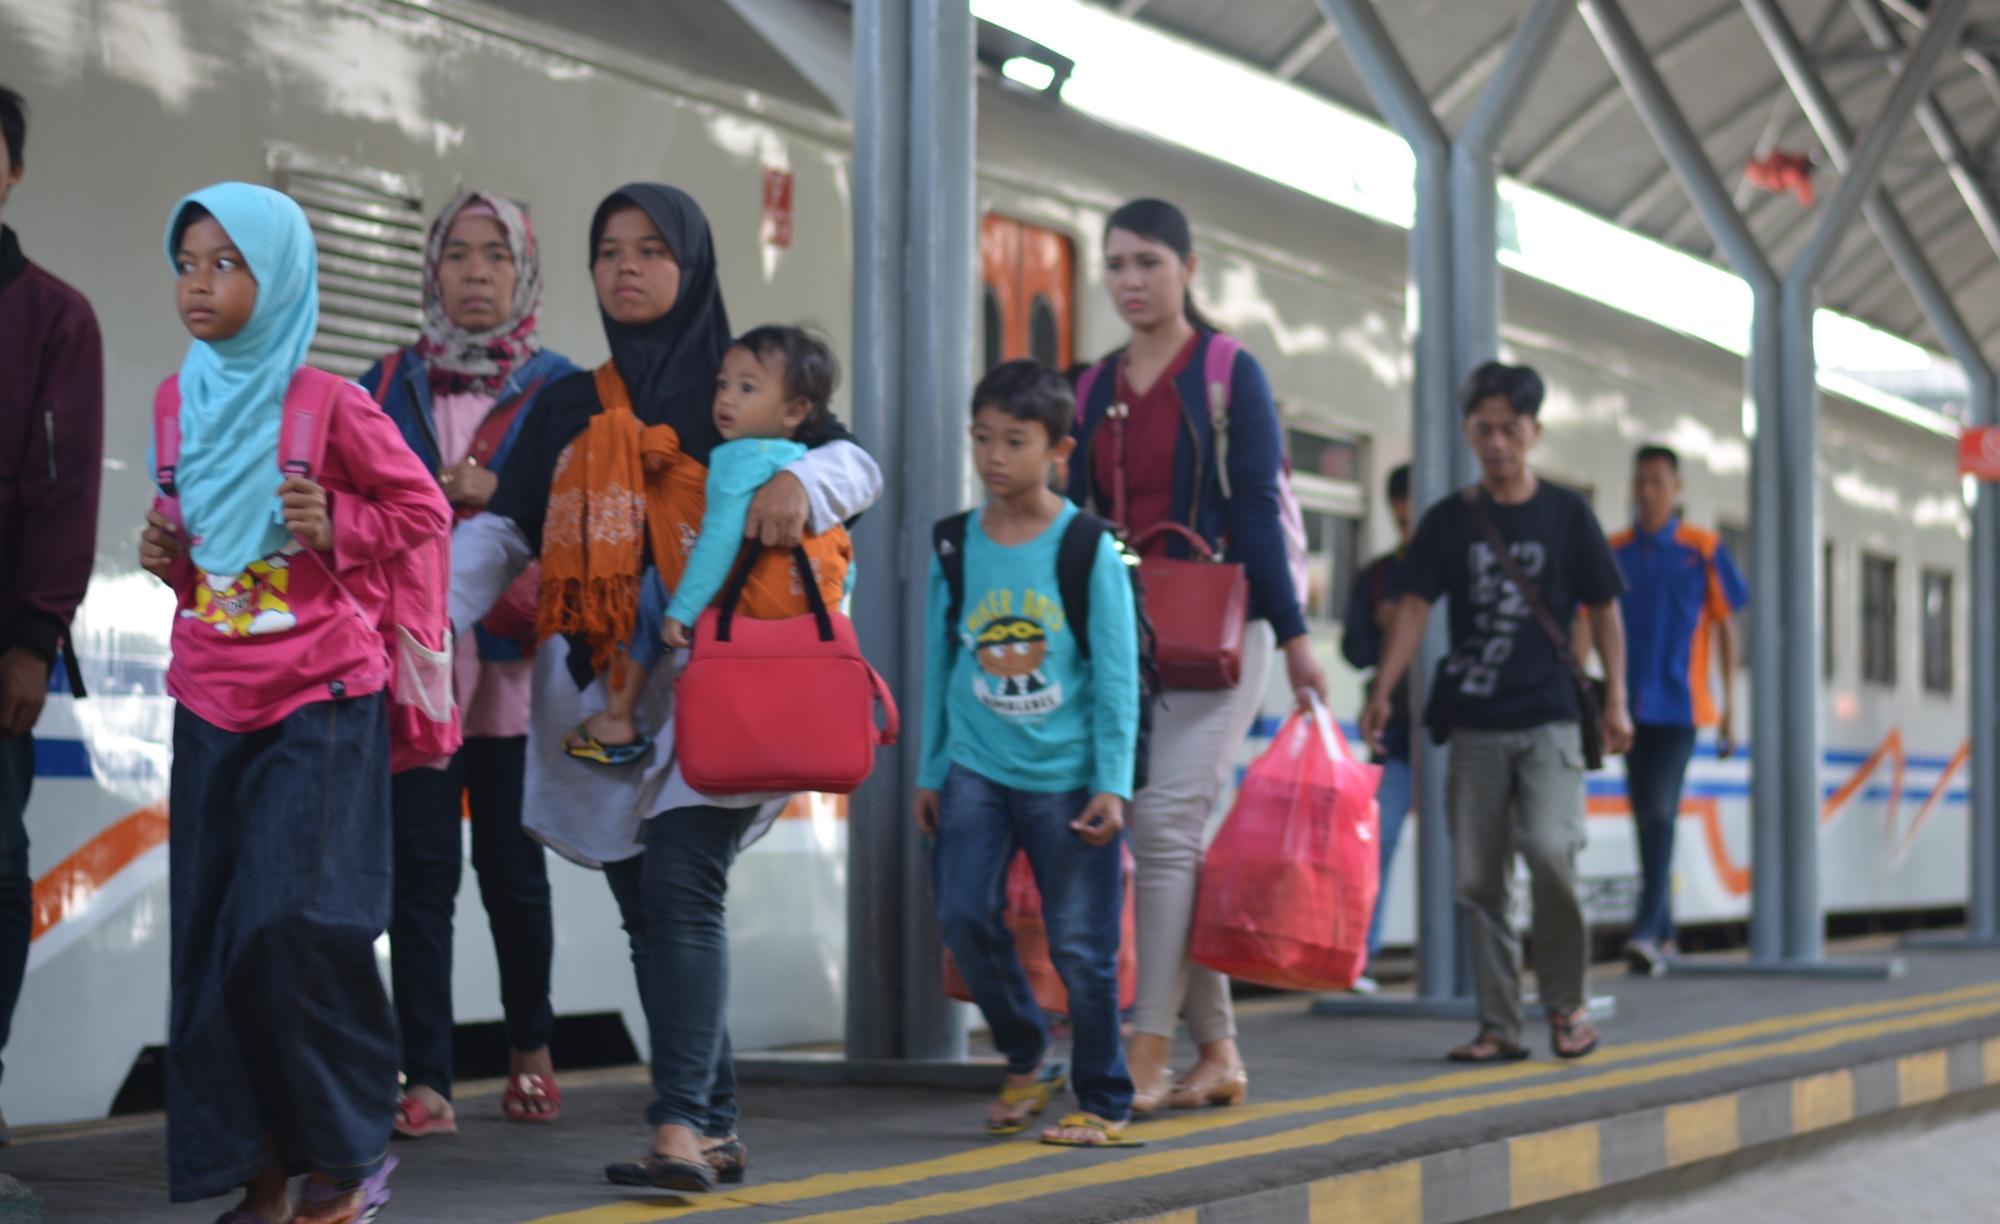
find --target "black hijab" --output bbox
[490,184,735,549]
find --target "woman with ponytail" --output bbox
[1069,198,1327,1114]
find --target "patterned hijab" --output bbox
[416,190,542,395]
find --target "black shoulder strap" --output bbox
[1460,486,1591,690]
[934,511,972,647]
[1058,511,1117,661]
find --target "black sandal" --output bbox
[1447,1029,1531,1062]
[1550,1008,1599,1060]
[605,1152,718,1193]
[705,1135,747,1184]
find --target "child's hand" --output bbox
[662,618,690,649]
[138,509,185,580]
[1070,793,1125,846]
[912,788,941,835]
[279,476,334,551]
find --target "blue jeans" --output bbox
[1625,723,1698,946]
[603,804,754,1134]
[166,694,398,1202]
[1364,753,1412,966]
[932,764,1133,1123]
[390,734,555,1098]
[0,734,32,1086]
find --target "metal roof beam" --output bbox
[1274,20,1339,81]
[1517,2,1740,185]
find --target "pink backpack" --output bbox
[153,368,461,771]
[1075,333,1313,610]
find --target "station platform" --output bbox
[10,939,2000,1224]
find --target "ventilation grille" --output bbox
[267,142,424,378]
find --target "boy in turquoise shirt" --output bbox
[915,360,1141,1147]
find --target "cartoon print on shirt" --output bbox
[964,586,1066,717]
[1444,539,1545,698]
[184,540,305,637]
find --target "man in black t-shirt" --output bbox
[1361,362,1632,1064]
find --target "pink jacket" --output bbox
[155,377,452,734]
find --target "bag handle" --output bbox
[1459,486,1600,706]
[868,664,900,746]
[713,542,835,644]
[1304,689,1351,769]
[1129,521,1223,562]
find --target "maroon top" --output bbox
[0,226,104,663]
[1095,331,1197,555]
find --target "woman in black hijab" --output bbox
[460,184,881,1190]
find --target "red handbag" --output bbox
[1129,522,1249,689]
[676,545,898,795]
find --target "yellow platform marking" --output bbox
[1791,1070,1856,1134]
[1128,1212,1196,1224]
[1985,1036,2000,1085]
[522,982,2000,1224]
[1309,1160,1421,1224]
[1663,1095,1738,1167]
[1509,1123,1601,1207]
[1897,1050,1950,1105]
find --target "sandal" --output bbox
[1166,1067,1248,1109]
[502,1072,563,1122]
[392,1092,458,1138]
[1447,1030,1531,1063]
[605,1152,717,1193]
[564,723,652,767]
[296,1155,395,1224]
[705,1135,748,1184]
[986,1059,1069,1136]
[1550,1007,1600,1060]
[1039,1113,1146,1148]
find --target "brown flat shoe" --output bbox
[1448,1030,1531,1062]
[1166,1067,1247,1109]
[1550,1008,1599,1059]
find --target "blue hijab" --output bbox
[163,183,319,576]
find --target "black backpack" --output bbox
[933,510,1161,792]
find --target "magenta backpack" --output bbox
[153,367,461,770]
[1075,333,1312,611]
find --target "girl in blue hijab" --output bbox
[140,184,452,1222]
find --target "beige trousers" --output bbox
[1128,622,1277,1045]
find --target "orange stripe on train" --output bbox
[31,801,169,942]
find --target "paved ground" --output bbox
[1577,1096,2000,1224]
[9,940,2000,1224]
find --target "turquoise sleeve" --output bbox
[918,553,954,791]
[665,443,796,625]
[1086,533,1140,799]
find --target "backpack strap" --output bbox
[1202,332,1243,501]
[279,369,341,482]
[1073,359,1109,429]
[369,349,402,407]
[1057,511,1116,661]
[152,377,183,498]
[933,511,972,648]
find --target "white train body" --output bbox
[0,0,1970,1127]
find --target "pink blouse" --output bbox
[436,389,534,740]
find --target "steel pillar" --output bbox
[1742,0,2000,953]
[845,0,975,1061]
[1771,0,1970,961]
[1581,0,1788,966]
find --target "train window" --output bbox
[1922,570,1953,695]
[1029,295,1060,368]
[1861,554,1897,687]
[1300,508,1362,623]
[1823,541,1837,680]
[1288,430,1360,481]
[983,285,1005,374]
[267,142,424,379]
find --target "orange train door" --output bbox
[981,215,1074,373]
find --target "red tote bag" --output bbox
[943,844,1139,1014]
[675,546,897,795]
[1189,694,1381,992]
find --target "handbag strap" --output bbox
[713,540,834,644]
[1459,486,1597,698]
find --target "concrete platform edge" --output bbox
[734,1055,1011,1089]
[1115,1034,2000,1224]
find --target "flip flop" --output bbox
[502,1072,563,1123]
[392,1093,458,1138]
[986,1059,1070,1136]
[1448,1030,1532,1063]
[705,1135,748,1184]
[605,1152,717,1193]
[564,723,652,766]
[297,1155,396,1224]
[1550,1008,1600,1060]
[1039,1113,1146,1148]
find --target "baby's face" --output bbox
[713,346,807,442]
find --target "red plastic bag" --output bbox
[1189,694,1381,992]
[944,844,1138,1015]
